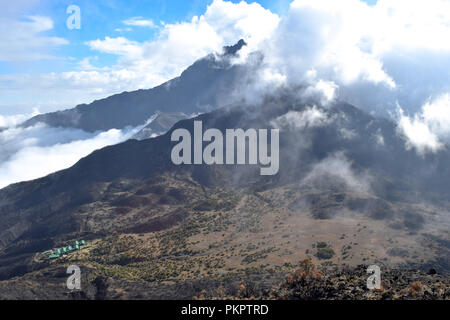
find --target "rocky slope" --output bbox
[132,112,188,140]
[0,91,449,299]
[197,259,449,300]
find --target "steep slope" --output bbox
[132,112,188,140]
[21,40,250,132]
[0,94,449,300]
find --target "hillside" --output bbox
[0,93,449,298]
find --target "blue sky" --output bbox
[2,0,280,74]
[0,0,377,75]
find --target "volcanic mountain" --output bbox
[0,40,449,298]
[0,88,449,299]
[132,112,188,140]
[21,40,250,132]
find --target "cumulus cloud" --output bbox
[87,37,143,59]
[303,79,339,105]
[239,0,450,114]
[4,0,450,118]
[220,0,450,155]
[419,94,450,138]
[85,0,279,86]
[396,94,450,154]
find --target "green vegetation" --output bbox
[316,241,328,248]
[316,247,335,260]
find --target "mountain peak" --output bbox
[223,39,247,56]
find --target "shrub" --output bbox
[194,199,219,211]
[316,242,328,248]
[409,281,423,296]
[316,247,335,260]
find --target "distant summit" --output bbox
[20,40,251,132]
[223,39,247,55]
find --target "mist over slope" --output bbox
[0,0,450,299]
[0,92,448,283]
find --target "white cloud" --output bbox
[303,80,338,105]
[0,117,156,189]
[397,94,450,155]
[122,17,156,28]
[87,0,279,84]
[0,15,68,62]
[0,108,40,128]
[4,0,450,117]
[115,27,132,32]
[3,0,450,158]
[339,128,357,140]
[1,0,280,114]
[285,0,395,87]
[420,94,450,137]
[272,106,333,131]
[301,152,372,194]
[219,0,450,155]
[0,70,147,114]
[374,129,385,146]
[226,0,450,119]
[87,37,143,59]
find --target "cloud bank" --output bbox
[233,0,450,154]
[397,94,450,154]
[0,117,154,189]
[4,0,450,122]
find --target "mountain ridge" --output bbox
[0,96,449,280]
[0,41,449,298]
[21,40,250,132]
